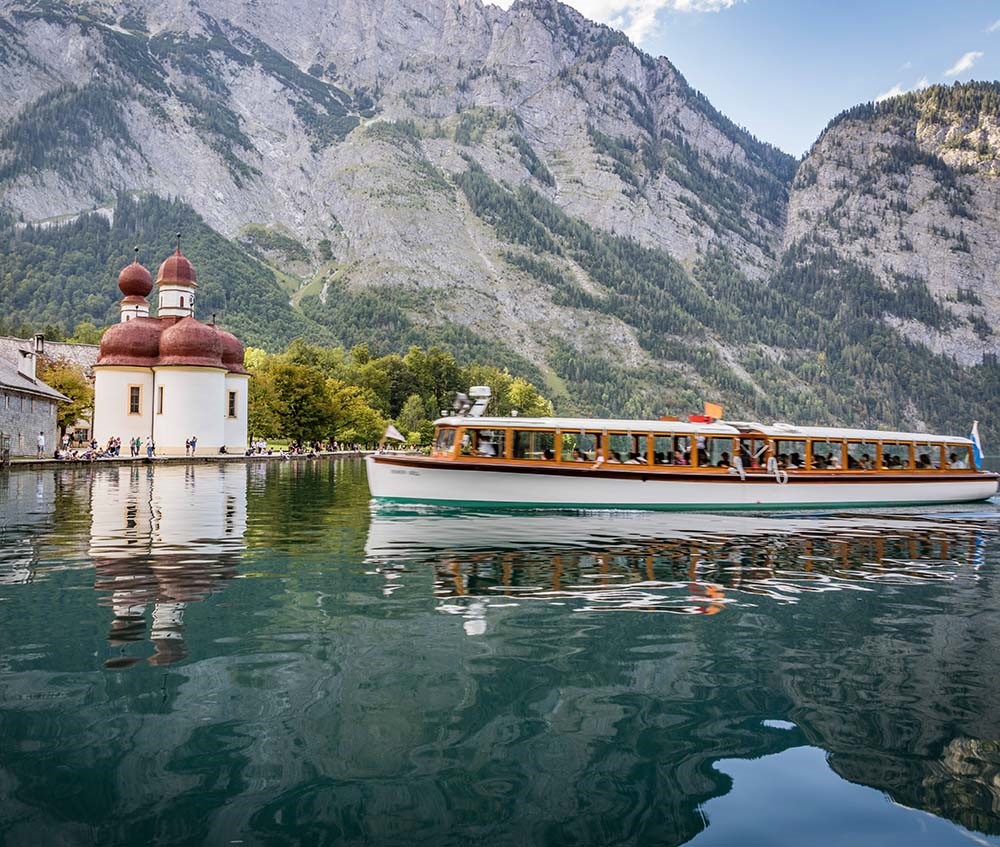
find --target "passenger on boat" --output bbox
[916,453,932,469]
[858,453,873,470]
[571,448,588,462]
[477,440,497,457]
[625,451,646,465]
[812,452,828,469]
[608,451,623,463]
[777,453,789,469]
[949,451,968,469]
[542,448,555,460]
[654,451,667,464]
[788,452,802,470]
[717,451,731,468]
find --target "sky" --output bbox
[509,0,1000,157]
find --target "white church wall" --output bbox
[94,368,153,447]
[224,374,249,453]
[153,367,226,455]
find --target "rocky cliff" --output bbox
[1,0,999,436]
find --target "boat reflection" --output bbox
[89,463,247,667]
[366,508,996,621]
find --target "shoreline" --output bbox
[3,449,378,471]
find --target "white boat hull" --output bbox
[365,456,998,510]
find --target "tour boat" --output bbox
[365,396,998,511]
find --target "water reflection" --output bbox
[366,509,997,621]
[89,463,247,667]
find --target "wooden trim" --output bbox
[372,454,997,484]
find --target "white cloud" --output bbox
[491,0,740,45]
[874,76,930,103]
[988,18,1000,32]
[875,83,906,103]
[944,50,984,77]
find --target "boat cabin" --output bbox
[429,417,976,473]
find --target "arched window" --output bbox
[180,296,185,308]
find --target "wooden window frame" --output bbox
[227,390,237,419]
[157,385,164,415]
[127,384,142,416]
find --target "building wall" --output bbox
[93,367,154,448]
[0,388,59,456]
[153,367,226,455]
[223,374,250,452]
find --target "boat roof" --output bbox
[434,416,972,445]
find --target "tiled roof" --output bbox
[0,337,99,374]
[0,356,70,402]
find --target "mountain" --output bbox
[1,0,999,439]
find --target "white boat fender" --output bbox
[766,456,789,485]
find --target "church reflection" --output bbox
[89,462,247,667]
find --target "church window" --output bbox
[128,385,141,415]
[228,391,237,418]
[180,296,185,308]
[157,386,164,415]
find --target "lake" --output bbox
[1,458,999,846]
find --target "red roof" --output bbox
[97,317,166,367]
[118,260,153,298]
[158,317,224,368]
[157,247,197,287]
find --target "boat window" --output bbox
[846,441,877,470]
[944,444,971,469]
[914,443,942,469]
[809,441,843,470]
[700,436,736,469]
[561,431,600,462]
[514,430,556,461]
[608,433,648,465]
[653,436,673,464]
[738,438,769,469]
[774,440,806,470]
[880,442,911,470]
[470,429,506,458]
[433,428,457,455]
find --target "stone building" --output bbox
[93,247,250,455]
[0,336,69,457]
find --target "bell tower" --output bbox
[156,234,197,319]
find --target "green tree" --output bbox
[37,357,93,433]
[68,321,105,344]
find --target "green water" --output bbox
[2,459,1000,846]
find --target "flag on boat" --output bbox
[970,420,984,469]
[384,424,406,442]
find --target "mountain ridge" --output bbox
[2,0,1000,439]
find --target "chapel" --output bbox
[92,245,249,455]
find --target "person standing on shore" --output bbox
[190,435,197,456]
[185,438,191,457]
[146,437,154,458]
[36,431,45,458]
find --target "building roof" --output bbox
[0,337,99,374]
[0,356,70,402]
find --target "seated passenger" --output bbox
[916,453,931,469]
[949,451,968,469]
[812,453,827,469]
[859,453,872,470]
[717,451,731,468]
[542,448,554,460]
[477,440,497,457]
[777,453,789,469]
[654,451,667,465]
[571,448,588,462]
[608,451,623,463]
[788,452,802,470]
[673,449,687,465]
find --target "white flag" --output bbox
[384,424,406,442]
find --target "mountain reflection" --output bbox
[89,463,247,667]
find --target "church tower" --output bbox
[117,249,153,322]
[156,240,197,319]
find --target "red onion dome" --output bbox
[96,318,163,367]
[118,261,153,298]
[158,317,224,368]
[156,247,197,287]
[214,327,249,375]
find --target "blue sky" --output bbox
[553,0,1000,156]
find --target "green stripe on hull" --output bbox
[373,496,994,511]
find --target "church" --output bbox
[93,245,249,455]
